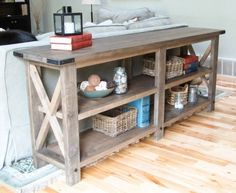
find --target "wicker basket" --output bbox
[143,57,155,76]
[143,56,184,79]
[166,84,189,106]
[93,106,137,137]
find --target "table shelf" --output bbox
[165,67,211,89]
[44,126,157,168]
[164,96,210,127]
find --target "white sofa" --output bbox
[0,7,187,169]
[0,33,53,169]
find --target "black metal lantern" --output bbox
[53,6,83,36]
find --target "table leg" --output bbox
[208,37,219,111]
[60,64,80,185]
[26,63,47,167]
[154,48,166,139]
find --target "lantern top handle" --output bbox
[56,6,72,14]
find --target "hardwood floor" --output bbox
[1,77,236,193]
[38,92,236,192]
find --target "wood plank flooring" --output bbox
[1,76,236,193]
[37,92,236,192]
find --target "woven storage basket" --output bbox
[93,106,137,137]
[166,56,184,79]
[167,84,188,106]
[143,56,184,79]
[143,57,155,76]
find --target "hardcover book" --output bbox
[183,55,199,64]
[183,61,199,74]
[183,61,199,70]
[50,33,92,44]
[51,40,92,51]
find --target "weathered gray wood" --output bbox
[47,126,156,168]
[36,77,61,151]
[29,65,65,157]
[154,48,166,139]
[208,37,219,111]
[45,75,156,121]
[165,67,211,89]
[124,58,133,80]
[18,27,224,186]
[60,64,80,185]
[199,44,211,67]
[164,97,210,127]
[26,63,46,167]
[14,28,225,69]
[37,150,65,170]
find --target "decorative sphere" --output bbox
[88,74,101,86]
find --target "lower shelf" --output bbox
[44,126,157,168]
[164,96,210,127]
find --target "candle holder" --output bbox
[53,6,83,36]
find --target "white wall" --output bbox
[39,0,235,59]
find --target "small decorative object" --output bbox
[79,74,115,98]
[93,106,137,137]
[128,96,150,128]
[53,6,83,36]
[183,55,199,74]
[188,85,198,103]
[167,84,188,109]
[81,0,101,22]
[113,67,127,94]
[190,77,202,85]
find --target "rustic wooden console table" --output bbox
[14,27,225,185]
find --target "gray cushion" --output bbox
[97,7,155,23]
[127,16,172,30]
[83,24,127,34]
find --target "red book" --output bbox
[51,40,92,51]
[183,55,198,64]
[50,33,92,44]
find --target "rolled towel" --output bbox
[95,81,107,91]
[80,81,89,91]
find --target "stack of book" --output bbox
[182,55,199,74]
[50,33,92,51]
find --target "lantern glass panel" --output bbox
[54,15,62,34]
[64,15,75,34]
[74,15,82,34]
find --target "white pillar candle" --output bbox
[64,22,75,33]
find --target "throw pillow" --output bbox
[83,24,126,34]
[0,30,37,45]
[127,16,172,30]
[97,7,155,23]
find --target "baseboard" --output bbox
[217,57,236,76]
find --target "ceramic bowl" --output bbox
[80,88,114,98]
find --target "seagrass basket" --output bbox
[166,84,189,106]
[143,56,184,79]
[92,106,137,137]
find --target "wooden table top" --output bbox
[14,27,225,68]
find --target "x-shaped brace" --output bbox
[29,65,65,157]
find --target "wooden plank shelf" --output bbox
[46,126,157,168]
[38,75,157,120]
[164,96,210,127]
[165,67,211,90]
